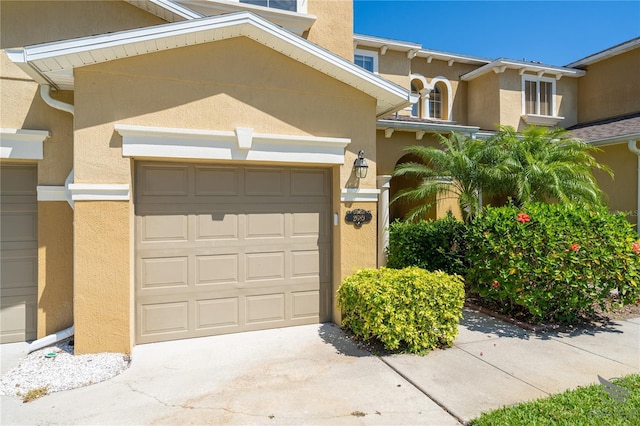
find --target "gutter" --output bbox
[28,84,76,352]
[628,139,640,237]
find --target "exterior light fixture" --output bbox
[353,150,368,179]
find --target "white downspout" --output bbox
[628,140,640,237]
[29,85,76,353]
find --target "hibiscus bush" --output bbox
[465,202,640,324]
[338,267,464,353]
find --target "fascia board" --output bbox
[566,38,640,68]
[461,59,586,81]
[353,34,422,51]
[586,133,640,146]
[416,49,491,65]
[17,12,411,116]
[124,0,204,22]
[376,119,480,135]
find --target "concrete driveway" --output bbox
[0,323,459,425]
[2,309,638,425]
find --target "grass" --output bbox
[21,385,49,403]
[470,374,640,425]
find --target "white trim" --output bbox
[125,0,204,22]
[7,12,411,117]
[428,76,453,121]
[67,183,131,201]
[521,74,558,118]
[354,48,379,74]
[521,114,565,127]
[416,48,491,65]
[116,124,351,165]
[566,37,640,68]
[353,34,422,53]
[0,128,50,160]
[461,59,585,81]
[340,188,380,202]
[37,186,67,201]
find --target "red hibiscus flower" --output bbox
[570,243,580,252]
[492,281,500,288]
[516,213,531,223]
[632,241,640,254]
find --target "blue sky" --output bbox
[354,1,640,66]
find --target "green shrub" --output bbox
[387,213,468,276]
[337,267,465,354]
[466,202,640,324]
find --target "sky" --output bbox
[353,1,640,66]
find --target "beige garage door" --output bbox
[1,164,38,343]
[135,162,332,344]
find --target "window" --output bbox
[429,86,442,119]
[354,48,378,73]
[411,82,420,117]
[240,0,297,12]
[523,76,555,116]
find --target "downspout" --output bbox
[28,85,75,353]
[628,139,640,237]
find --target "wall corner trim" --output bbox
[67,183,131,201]
[341,188,380,202]
[0,128,50,160]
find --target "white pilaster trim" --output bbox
[0,128,50,160]
[116,124,350,165]
[67,183,131,201]
[376,175,392,267]
[341,188,380,202]
[37,186,67,201]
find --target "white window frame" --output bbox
[238,0,307,13]
[521,75,564,126]
[354,48,379,74]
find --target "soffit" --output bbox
[5,12,412,118]
[461,58,586,81]
[124,0,204,22]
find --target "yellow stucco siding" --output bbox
[306,0,354,60]
[37,202,73,337]
[410,60,478,124]
[0,0,165,49]
[577,48,640,123]
[378,50,411,89]
[468,73,500,130]
[73,201,131,354]
[593,144,638,229]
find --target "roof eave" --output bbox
[461,59,586,81]
[585,133,640,147]
[377,119,480,135]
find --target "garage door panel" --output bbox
[195,210,239,240]
[244,168,286,196]
[195,166,240,196]
[1,164,37,343]
[195,298,239,329]
[290,169,328,197]
[196,254,239,285]
[138,164,189,197]
[136,162,331,343]
[140,256,189,289]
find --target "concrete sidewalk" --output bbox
[1,309,638,425]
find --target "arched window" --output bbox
[429,86,442,119]
[411,82,420,117]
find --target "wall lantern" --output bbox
[353,150,368,179]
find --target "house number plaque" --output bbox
[345,209,372,228]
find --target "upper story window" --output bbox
[429,86,442,119]
[240,0,297,12]
[523,76,555,116]
[354,48,379,73]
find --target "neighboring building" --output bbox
[1,1,637,352]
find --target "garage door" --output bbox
[135,162,332,344]
[1,164,38,343]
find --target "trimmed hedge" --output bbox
[387,213,468,276]
[465,203,640,324]
[337,267,465,354]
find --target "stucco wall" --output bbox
[37,202,73,337]
[378,49,411,89]
[306,0,354,60]
[593,144,637,229]
[468,73,500,130]
[0,0,165,49]
[72,36,377,351]
[410,59,479,124]
[577,48,640,123]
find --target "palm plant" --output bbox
[491,126,612,206]
[391,132,501,223]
